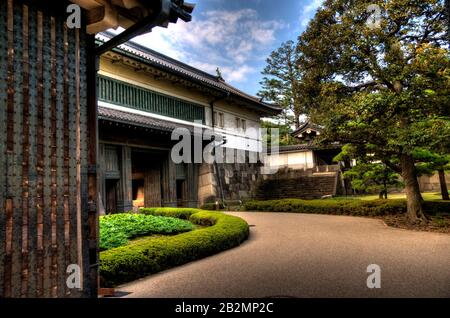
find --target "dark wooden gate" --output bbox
[0,0,98,297]
[144,167,162,207]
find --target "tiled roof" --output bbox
[279,144,317,152]
[264,142,341,154]
[96,32,281,115]
[263,143,316,153]
[292,121,324,137]
[98,106,195,133]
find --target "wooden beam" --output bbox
[95,1,171,56]
[118,146,133,212]
[36,9,44,298]
[162,152,177,207]
[86,34,99,298]
[75,27,84,292]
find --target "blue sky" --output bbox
[129,0,324,96]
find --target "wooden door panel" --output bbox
[144,167,161,207]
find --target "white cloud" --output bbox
[129,8,286,86]
[188,61,218,74]
[300,0,324,27]
[222,65,255,83]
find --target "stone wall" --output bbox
[418,173,450,193]
[197,149,264,205]
[252,167,341,200]
[197,163,217,205]
[216,162,262,201]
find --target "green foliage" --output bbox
[413,149,450,175]
[343,162,403,195]
[295,0,449,219]
[245,199,406,216]
[200,201,245,211]
[99,213,195,250]
[258,40,304,128]
[139,207,198,219]
[298,0,450,157]
[100,209,249,287]
[244,198,450,216]
[200,203,223,210]
[261,120,297,146]
[335,145,403,196]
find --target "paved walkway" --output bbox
[117,212,450,298]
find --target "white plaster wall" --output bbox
[267,150,315,169]
[211,103,262,152]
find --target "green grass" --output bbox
[100,208,249,287]
[99,213,195,250]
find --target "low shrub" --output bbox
[200,203,224,211]
[200,200,244,211]
[244,198,450,216]
[100,208,249,287]
[99,213,195,250]
[423,201,450,215]
[139,207,200,219]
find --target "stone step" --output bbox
[253,175,337,200]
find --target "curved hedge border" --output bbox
[100,208,249,287]
[244,199,450,216]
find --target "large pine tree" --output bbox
[258,40,303,128]
[297,0,450,223]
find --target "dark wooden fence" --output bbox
[0,0,98,297]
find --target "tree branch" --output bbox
[383,160,402,174]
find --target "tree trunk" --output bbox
[400,154,428,224]
[438,169,450,200]
[378,189,387,199]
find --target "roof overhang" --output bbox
[71,0,194,37]
[291,121,324,138]
[96,33,282,116]
[265,143,341,155]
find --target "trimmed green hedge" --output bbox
[100,208,249,287]
[244,199,450,216]
[200,202,224,211]
[200,200,243,211]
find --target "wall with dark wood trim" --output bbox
[98,126,201,211]
[0,0,97,298]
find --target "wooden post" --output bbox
[98,143,106,213]
[144,166,162,207]
[162,152,177,207]
[118,146,133,212]
[186,164,199,207]
[86,34,99,297]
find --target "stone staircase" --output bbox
[253,170,339,200]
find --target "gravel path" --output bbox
[116,212,450,298]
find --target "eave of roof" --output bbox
[265,142,341,154]
[96,32,282,116]
[98,106,195,133]
[291,120,324,137]
[71,0,194,34]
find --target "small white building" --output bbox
[266,121,342,172]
